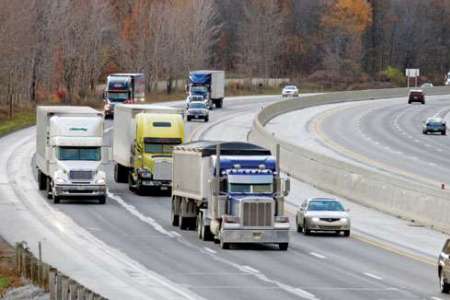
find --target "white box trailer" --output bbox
[36,106,107,204]
[171,141,291,250]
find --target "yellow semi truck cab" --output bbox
[128,113,184,193]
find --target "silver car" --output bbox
[186,102,209,122]
[296,198,351,236]
[282,85,299,98]
[438,238,450,294]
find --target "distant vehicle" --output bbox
[186,102,209,122]
[438,238,450,294]
[296,198,350,236]
[185,94,209,109]
[188,70,225,108]
[36,106,108,204]
[113,104,184,194]
[171,142,291,250]
[282,85,299,98]
[408,89,425,104]
[421,83,434,89]
[103,73,145,118]
[423,117,446,135]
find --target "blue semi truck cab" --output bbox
[188,70,225,109]
[171,141,291,250]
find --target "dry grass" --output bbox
[0,239,22,296]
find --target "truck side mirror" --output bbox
[283,177,290,196]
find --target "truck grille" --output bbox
[242,201,273,227]
[69,171,93,181]
[153,160,172,181]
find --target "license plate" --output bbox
[252,232,262,240]
[160,186,168,191]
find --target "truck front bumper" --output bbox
[54,184,107,197]
[221,228,289,244]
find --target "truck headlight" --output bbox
[137,168,152,179]
[274,216,290,229]
[222,215,241,229]
[95,171,106,185]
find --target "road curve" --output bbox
[0,94,448,299]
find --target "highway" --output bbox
[0,94,448,299]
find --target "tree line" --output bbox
[1,0,450,106]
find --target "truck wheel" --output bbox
[220,239,229,249]
[53,196,60,204]
[278,243,288,251]
[171,209,179,227]
[442,130,447,136]
[216,99,223,109]
[187,117,191,122]
[46,179,52,199]
[37,170,47,191]
[114,164,128,183]
[179,216,189,230]
[204,117,209,122]
[98,196,106,205]
[197,214,204,240]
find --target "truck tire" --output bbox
[187,116,191,122]
[197,213,213,241]
[114,164,128,183]
[204,116,209,122]
[296,219,302,233]
[98,196,106,205]
[215,99,223,109]
[171,198,179,226]
[179,216,189,230]
[38,170,47,191]
[220,238,229,249]
[53,196,60,204]
[442,130,447,136]
[278,243,288,251]
[46,179,52,200]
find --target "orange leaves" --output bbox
[321,0,373,35]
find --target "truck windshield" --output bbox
[229,183,272,193]
[144,144,175,154]
[107,92,128,102]
[58,147,101,161]
[191,86,207,93]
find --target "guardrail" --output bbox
[249,86,450,233]
[16,242,107,300]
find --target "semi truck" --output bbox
[171,141,291,250]
[113,104,185,194]
[188,70,225,109]
[103,73,145,118]
[36,106,108,204]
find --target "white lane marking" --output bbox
[107,191,176,238]
[431,297,444,300]
[428,162,437,166]
[240,265,260,274]
[203,247,217,254]
[170,231,181,237]
[309,252,326,259]
[364,272,383,281]
[293,288,318,300]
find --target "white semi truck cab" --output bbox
[36,106,108,204]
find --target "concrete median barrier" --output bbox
[249,87,450,233]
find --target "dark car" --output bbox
[408,89,425,104]
[423,117,446,135]
[438,238,450,294]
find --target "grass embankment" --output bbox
[0,239,21,296]
[0,111,35,138]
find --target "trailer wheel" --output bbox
[197,214,204,240]
[37,170,47,191]
[179,216,189,230]
[46,179,52,199]
[171,199,179,226]
[278,243,288,251]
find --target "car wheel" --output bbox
[205,117,209,122]
[408,101,411,104]
[187,117,191,122]
[422,101,425,105]
[440,270,450,294]
[98,196,106,205]
[423,130,428,135]
[343,230,350,237]
[442,130,447,136]
[303,221,311,235]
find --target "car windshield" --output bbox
[144,143,175,154]
[58,147,101,161]
[229,183,273,193]
[190,103,206,109]
[307,200,344,211]
[107,92,128,102]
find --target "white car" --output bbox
[296,197,351,236]
[186,94,209,109]
[282,85,299,98]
